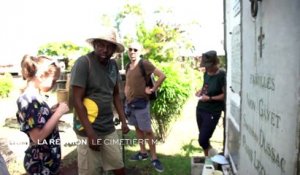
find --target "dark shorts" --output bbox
[196,108,221,150]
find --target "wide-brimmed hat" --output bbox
[200,50,219,67]
[86,27,125,53]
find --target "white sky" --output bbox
[0,0,223,65]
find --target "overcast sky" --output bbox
[0,0,223,64]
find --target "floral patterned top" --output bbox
[16,89,61,175]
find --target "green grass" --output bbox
[124,151,191,175]
[119,130,203,175]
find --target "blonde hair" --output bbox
[21,55,60,81]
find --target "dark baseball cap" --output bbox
[200,50,218,68]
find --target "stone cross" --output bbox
[258,26,265,58]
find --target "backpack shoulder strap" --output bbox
[110,59,120,75]
[84,55,91,72]
[125,62,130,74]
[84,55,91,82]
[68,55,90,111]
[138,59,147,82]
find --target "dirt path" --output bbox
[157,96,224,156]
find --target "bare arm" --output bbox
[29,102,69,143]
[146,68,166,94]
[73,85,100,151]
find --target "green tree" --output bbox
[37,41,90,71]
[0,73,13,98]
[116,3,196,140]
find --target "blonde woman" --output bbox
[16,55,69,175]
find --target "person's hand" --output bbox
[55,102,69,116]
[121,123,130,134]
[145,87,153,95]
[88,134,101,151]
[201,95,210,102]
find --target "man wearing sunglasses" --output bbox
[125,42,166,173]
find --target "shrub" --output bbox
[150,61,202,140]
[0,73,14,98]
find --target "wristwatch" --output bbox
[209,96,212,101]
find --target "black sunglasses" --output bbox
[129,48,138,52]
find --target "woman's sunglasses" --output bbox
[129,48,138,52]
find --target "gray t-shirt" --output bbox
[70,52,119,136]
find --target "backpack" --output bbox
[125,59,157,100]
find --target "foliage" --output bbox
[136,22,184,62]
[219,55,227,69]
[149,61,202,140]
[38,41,84,58]
[115,3,144,31]
[116,3,196,139]
[117,3,193,62]
[0,73,13,98]
[37,41,90,71]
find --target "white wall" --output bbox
[224,0,241,173]
[225,0,300,174]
